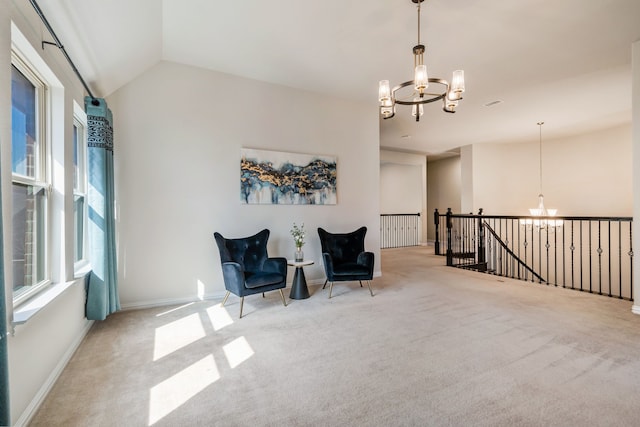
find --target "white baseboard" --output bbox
[14,319,94,427]
[632,304,640,316]
[120,293,227,311]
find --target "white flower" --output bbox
[290,223,305,248]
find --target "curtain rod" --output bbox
[28,0,100,106]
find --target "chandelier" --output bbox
[522,122,562,228]
[530,122,555,217]
[378,0,465,121]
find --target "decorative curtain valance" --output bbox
[87,114,113,150]
[85,97,120,320]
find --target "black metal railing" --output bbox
[437,209,634,300]
[380,213,421,249]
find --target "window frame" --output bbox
[72,102,89,273]
[11,49,52,306]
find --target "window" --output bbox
[73,104,88,268]
[11,56,50,304]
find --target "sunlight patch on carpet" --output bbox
[206,304,234,331]
[148,354,220,425]
[153,313,205,361]
[155,302,195,317]
[223,336,254,368]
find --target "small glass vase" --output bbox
[294,247,304,262]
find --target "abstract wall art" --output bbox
[240,148,337,205]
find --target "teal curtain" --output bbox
[85,97,120,320]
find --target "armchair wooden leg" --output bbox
[221,291,230,307]
[279,289,287,307]
[328,282,334,299]
[366,281,374,297]
[359,281,363,287]
[239,297,245,319]
[322,279,328,290]
[262,293,265,298]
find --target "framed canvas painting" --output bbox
[240,148,337,205]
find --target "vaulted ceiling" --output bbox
[38,0,640,154]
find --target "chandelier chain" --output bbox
[538,121,544,195]
[417,1,421,45]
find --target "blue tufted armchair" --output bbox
[214,229,287,318]
[318,226,374,298]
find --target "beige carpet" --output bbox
[30,246,640,426]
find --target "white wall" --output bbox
[466,124,632,216]
[1,2,93,424]
[460,145,473,213]
[379,150,427,243]
[380,164,422,214]
[108,61,381,307]
[427,156,461,240]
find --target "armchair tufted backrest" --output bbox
[318,227,367,265]
[214,229,270,273]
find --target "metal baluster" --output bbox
[589,221,593,293]
[562,219,566,288]
[629,223,633,301]
[571,221,575,290]
[608,221,611,297]
[579,220,584,292]
[598,221,602,295]
[553,217,558,286]
[545,224,550,286]
[618,220,623,299]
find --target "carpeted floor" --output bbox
[30,246,640,426]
